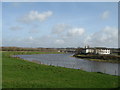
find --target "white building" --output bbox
[95,48,110,54]
[82,45,111,55]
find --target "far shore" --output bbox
[73,54,120,63]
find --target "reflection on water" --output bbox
[14,53,119,76]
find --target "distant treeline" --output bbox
[1,47,58,52]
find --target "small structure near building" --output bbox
[81,45,111,55]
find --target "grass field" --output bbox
[2,51,119,88]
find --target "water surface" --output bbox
[14,53,119,76]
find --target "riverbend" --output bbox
[14,53,119,76]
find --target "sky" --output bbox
[0,2,2,47]
[2,2,118,48]
[2,0,119,2]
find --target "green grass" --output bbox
[2,51,119,88]
[0,51,2,89]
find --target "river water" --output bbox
[14,53,120,76]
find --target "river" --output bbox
[14,53,120,76]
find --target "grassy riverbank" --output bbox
[73,54,120,63]
[2,51,119,88]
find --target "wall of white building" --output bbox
[95,49,110,54]
[82,48,110,54]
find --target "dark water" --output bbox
[14,53,119,76]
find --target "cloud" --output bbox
[55,39,65,44]
[67,28,85,37]
[3,35,58,48]
[9,26,23,31]
[52,24,70,34]
[84,26,118,48]
[19,10,53,23]
[101,11,110,20]
[28,36,34,41]
[52,24,85,38]
[3,26,118,48]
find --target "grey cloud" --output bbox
[84,26,118,48]
[67,28,85,37]
[18,10,53,23]
[101,11,110,20]
[9,26,23,31]
[52,24,71,34]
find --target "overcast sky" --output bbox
[2,2,118,48]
